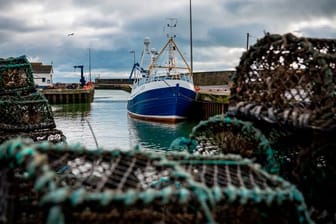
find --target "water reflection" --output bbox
[52,103,95,147]
[52,90,198,151]
[52,103,91,118]
[128,117,196,151]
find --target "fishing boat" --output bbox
[127,21,196,123]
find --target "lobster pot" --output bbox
[0,139,313,224]
[0,92,56,132]
[170,114,336,222]
[0,167,48,224]
[169,114,279,174]
[0,128,66,144]
[228,33,336,222]
[229,33,336,131]
[256,125,336,222]
[0,56,35,95]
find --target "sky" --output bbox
[1,0,336,83]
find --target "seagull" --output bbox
[67,33,74,36]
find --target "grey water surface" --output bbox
[53,89,197,150]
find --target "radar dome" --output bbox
[144,37,151,45]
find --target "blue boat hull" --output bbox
[127,84,196,123]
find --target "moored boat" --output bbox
[127,21,196,123]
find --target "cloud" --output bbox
[0,0,335,82]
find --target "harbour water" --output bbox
[53,89,198,150]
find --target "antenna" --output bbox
[189,0,193,76]
[166,18,177,38]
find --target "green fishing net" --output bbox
[1,46,329,223]
[0,55,35,95]
[171,33,336,223]
[0,92,56,131]
[169,115,279,174]
[0,55,65,144]
[228,33,336,222]
[0,139,312,224]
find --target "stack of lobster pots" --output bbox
[0,55,65,144]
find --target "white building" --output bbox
[31,62,53,88]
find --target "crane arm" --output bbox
[74,65,86,87]
[129,63,147,79]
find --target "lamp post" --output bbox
[129,50,135,65]
[89,48,92,82]
[189,0,193,76]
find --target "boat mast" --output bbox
[167,18,177,73]
[189,0,193,76]
[148,18,191,75]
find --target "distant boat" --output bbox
[127,23,196,123]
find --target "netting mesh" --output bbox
[229,33,336,131]
[0,55,35,95]
[0,55,65,145]
[169,115,279,174]
[0,48,327,223]
[170,33,336,223]
[0,139,312,224]
[228,33,336,222]
[171,114,336,222]
[0,129,65,144]
[0,92,56,131]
